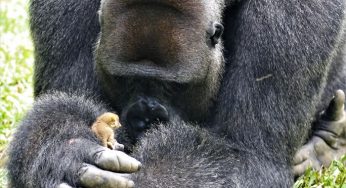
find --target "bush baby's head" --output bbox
[98,112,122,129]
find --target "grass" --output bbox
[0,0,345,187]
[294,156,346,188]
[0,0,34,147]
[0,0,34,187]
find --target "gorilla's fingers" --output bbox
[114,143,125,151]
[293,147,320,177]
[293,146,309,166]
[293,158,321,177]
[292,162,306,177]
[57,183,74,188]
[79,164,135,188]
[323,90,345,121]
[92,148,142,173]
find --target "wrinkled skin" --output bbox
[293,90,346,176]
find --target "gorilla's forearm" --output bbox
[132,121,293,187]
[8,92,106,187]
[212,0,346,159]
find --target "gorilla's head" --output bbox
[95,0,225,141]
[97,0,224,83]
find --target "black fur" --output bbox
[214,0,346,159]
[133,121,292,187]
[8,0,346,187]
[30,0,101,96]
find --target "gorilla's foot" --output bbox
[293,90,346,177]
[123,96,169,142]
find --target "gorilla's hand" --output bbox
[293,90,346,177]
[8,93,141,188]
[57,138,141,188]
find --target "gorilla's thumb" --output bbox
[323,90,345,121]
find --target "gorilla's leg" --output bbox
[131,120,293,187]
[293,90,346,176]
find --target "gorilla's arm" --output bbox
[8,92,141,187]
[30,0,100,96]
[213,0,345,180]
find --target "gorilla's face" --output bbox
[95,0,225,132]
[96,0,224,83]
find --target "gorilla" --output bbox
[7,0,346,187]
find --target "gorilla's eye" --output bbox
[207,22,224,47]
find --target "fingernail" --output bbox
[128,180,135,188]
[137,162,142,170]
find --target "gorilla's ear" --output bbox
[207,22,224,47]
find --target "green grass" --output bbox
[0,0,34,149]
[0,168,8,188]
[294,156,346,188]
[0,0,345,187]
[0,0,34,187]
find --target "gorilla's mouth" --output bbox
[125,1,183,14]
[107,0,186,20]
[102,59,203,83]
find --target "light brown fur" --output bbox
[91,112,122,149]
